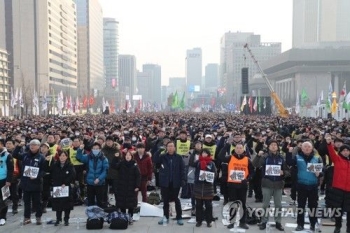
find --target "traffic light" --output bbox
[241,68,249,94]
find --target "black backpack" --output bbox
[86,217,104,230]
[246,206,261,225]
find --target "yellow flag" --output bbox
[331,98,337,114]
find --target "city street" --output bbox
[1,188,341,233]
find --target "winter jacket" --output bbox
[286,151,323,188]
[133,152,153,181]
[46,160,76,211]
[76,148,109,186]
[252,151,289,189]
[192,160,217,199]
[152,152,186,188]
[327,144,350,192]
[111,158,141,209]
[12,146,46,192]
[101,143,120,180]
[0,149,14,183]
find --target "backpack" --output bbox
[245,206,261,225]
[147,191,161,205]
[108,211,129,230]
[86,217,104,230]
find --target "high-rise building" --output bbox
[220,32,281,103]
[137,70,152,104]
[186,48,202,91]
[293,0,350,48]
[0,49,10,116]
[2,0,78,99]
[118,55,137,102]
[142,64,161,103]
[76,0,104,97]
[0,0,5,49]
[205,64,219,90]
[103,18,119,89]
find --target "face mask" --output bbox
[132,136,137,141]
[92,149,100,156]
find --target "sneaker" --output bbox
[295,225,304,231]
[207,222,212,227]
[177,219,184,225]
[36,218,42,225]
[0,219,5,226]
[276,222,284,231]
[158,217,169,225]
[64,220,69,226]
[227,223,234,229]
[23,218,31,225]
[239,223,249,229]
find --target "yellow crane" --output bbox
[243,43,289,118]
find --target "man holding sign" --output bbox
[12,139,46,226]
[221,143,253,230]
[286,141,323,232]
[252,139,288,231]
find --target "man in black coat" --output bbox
[153,141,186,226]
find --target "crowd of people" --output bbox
[0,113,349,233]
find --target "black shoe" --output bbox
[259,223,266,230]
[255,199,263,203]
[239,223,249,229]
[334,227,341,233]
[196,222,202,227]
[207,222,212,228]
[276,222,284,231]
[64,220,69,226]
[54,220,61,226]
[227,223,234,229]
[295,225,304,231]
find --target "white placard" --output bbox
[307,163,323,172]
[265,165,281,176]
[1,185,10,200]
[198,170,215,183]
[23,166,39,178]
[229,170,245,181]
[52,186,69,198]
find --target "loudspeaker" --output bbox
[241,68,249,94]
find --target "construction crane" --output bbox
[243,43,289,118]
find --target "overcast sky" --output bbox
[99,0,293,85]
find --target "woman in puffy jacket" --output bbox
[326,136,350,233]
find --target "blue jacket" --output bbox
[76,149,109,186]
[153,152,186,188]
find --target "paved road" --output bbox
[1,188,341,233]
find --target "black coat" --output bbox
[47,160,76,211]
[113,158,141,209]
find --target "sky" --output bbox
[99,0,293,86]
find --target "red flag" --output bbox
[110,100,114,113]
[89,96,94,105]
[83,97,88,108]
[249,96,253,113]
[210,97,215,107]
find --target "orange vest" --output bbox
[227,156,249,183]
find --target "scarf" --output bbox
[199,156,212,170]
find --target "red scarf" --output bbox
[199,156,212,170]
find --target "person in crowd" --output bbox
[0,139,14,226]
[191,148,217,228]
[153,141,186,226]
[221,143,254,229]
[76,142,109,208]
[133,142,153,202]
[252,139,289,231]
[111,150,141,224]
[45,151,75,226]
[101,136,120,206]
[5,139,20,214]
[326,136,350,233]
[188,140,202,215]
[40,142,53,213]
[286,141,323,231]
[12,139,46,225]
